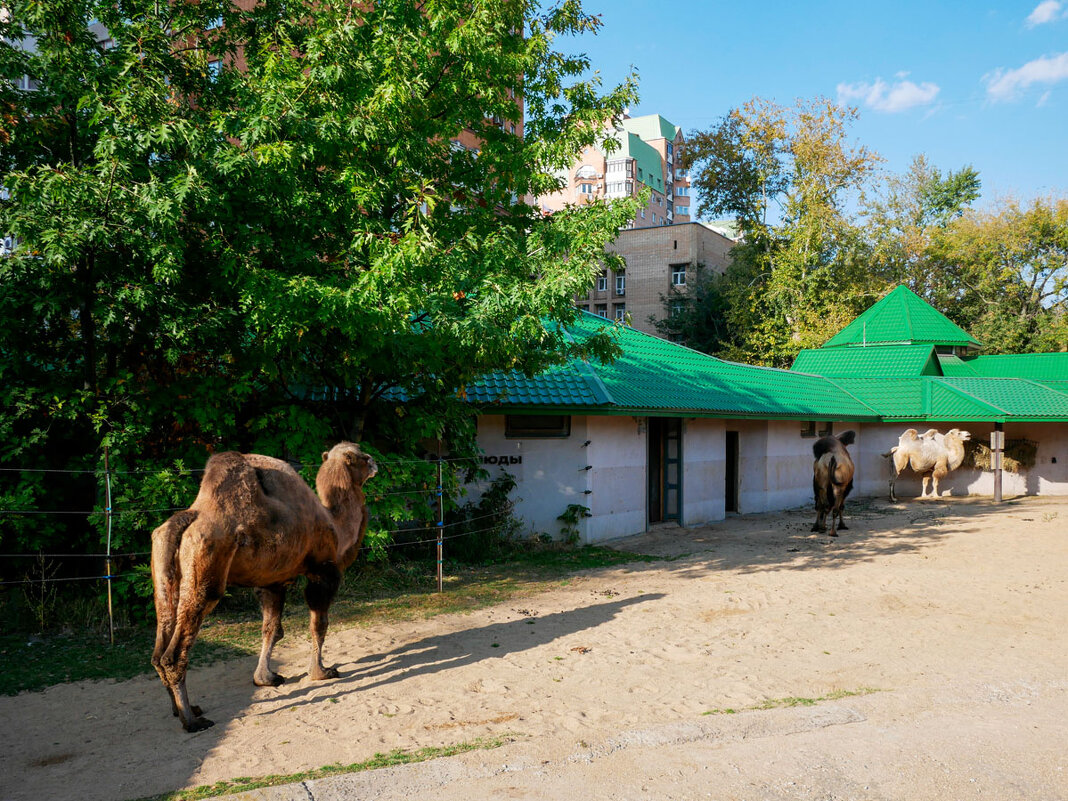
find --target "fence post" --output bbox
[103,446,115,645]
[436,439,444,593]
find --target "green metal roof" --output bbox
[823,285,980,349]
[620,114,679,143]
[830,376,1068,422]
[469,313,879,420]
[936,354,980,377]
[792,344,940,378]
[468,302,1068,423]
[954,353,1068,380]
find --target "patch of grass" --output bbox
[134,736,512,801]
[0,546,658,696]
[703,687,883,716]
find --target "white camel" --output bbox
[885,428,972,501]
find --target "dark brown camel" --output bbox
[150,442,377,732]
[811,430,856,537]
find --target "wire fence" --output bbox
[0,450,513,636]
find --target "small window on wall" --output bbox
[505,415,571,438]
[801,421,833,438]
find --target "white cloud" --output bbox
[986,51,1068,101]
[1026,1,1064,26]
[836,77,940,113]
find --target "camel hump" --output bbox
[837,430,856,447]
[900,428,919,441]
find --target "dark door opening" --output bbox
[725,430,739,513]
[648,417,682,524]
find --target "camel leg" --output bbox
[932,466,947,498]
[921,473,932,498]
[150,513,202,719]
[158,537,235,732]
[305,563,341,681]
[253,585,287,687]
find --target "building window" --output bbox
[671,264,686,286]
[670,300,685,317]
[640,209,646,219]
[207,60,222,79]
[596,272,608,292]
[614,303,626,321]
[595,304,608,318]
[676,186,689,196]
[800,421,833,438]
[580,183,594,194]
[505,415,571,439]
[615,274,625,295]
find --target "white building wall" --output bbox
[475,415,590,539]
[586,416,647,543]
[681,418,725,526]
[857,421,1068,500]
[476,413,1068,546]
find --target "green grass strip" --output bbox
[134,735,512,801]
[703,687,884,716]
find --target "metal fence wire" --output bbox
[0,451,510,638]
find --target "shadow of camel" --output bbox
[261,593,664,714]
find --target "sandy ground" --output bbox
[1,495,1066,801]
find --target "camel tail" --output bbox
[151,510,198,628]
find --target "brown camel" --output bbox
[811,430,856,537]
[885,427,972,501]
[150,442,377,732]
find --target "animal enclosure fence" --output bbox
[0,452,512,640]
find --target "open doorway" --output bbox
[648,417,682,524]
[725,430,739,513]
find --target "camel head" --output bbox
[945,429,972,443]
[321,442,378,487]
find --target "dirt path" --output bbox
[2,497,1066,801]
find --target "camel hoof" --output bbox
[184,716,215,733]
[254,673,286,687]
[313,666,340,681]
[811,523,823,532]
[837,523,849,531]
[173,704,204,718]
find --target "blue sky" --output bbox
[565,0,1067,207]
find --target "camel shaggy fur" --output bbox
[811,430,856,537]
[150,442,377,732]
[885,428,971,501]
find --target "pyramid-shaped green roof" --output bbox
[823,286,980,349]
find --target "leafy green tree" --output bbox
[928,197,1068,353]
[679,97,880,366]
[0,0,638,567]
[861,154,981,302]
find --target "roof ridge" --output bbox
[820,377,883,417]
[931,378,1010,417]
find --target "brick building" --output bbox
[576,221,735,336]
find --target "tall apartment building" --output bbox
[539,112,736,338]
[577,221,735,337]
[538,113,692,229]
